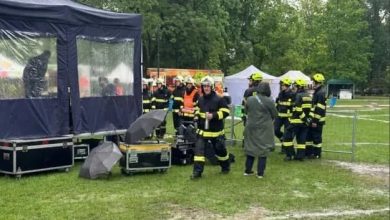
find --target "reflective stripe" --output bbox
[198,112,206,118]
[143,100,151,104]
[319,117,326,122]
[183,113,195,117]
[302,104,311,108]
[289,119,303,124]
[220,108,230,114]
[194,156,205,162]
[299,113,306,119]
[302,97,312,101]
[173,109,180,113]
[196,129,224,137]
[294,107,302,112]
[217,111,223,119]
[296,144,305,149]
[143,109,150,113]
[151,106,156,109]
[316,103,326,110]
[282,141,294,147]
[151,97,156,101]
[314,114,322,119]
[306,141,313,145]
[278,113,291,117]
[174,97,183,101]
[216,154,229,161]
[313,143,322,148]
[279,101,291,106]
[155,99,167,103]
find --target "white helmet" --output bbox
[156,78,164,85]
[185,76,195,84]
[200,76,214,88]
[175,75,184,83]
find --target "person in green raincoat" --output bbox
[243,82,277,178]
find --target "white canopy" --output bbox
[278,70,311,84]
[224,65,278,105]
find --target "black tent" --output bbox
[0,0,142,139]
[326,79,355,98]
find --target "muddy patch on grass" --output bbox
[167,204,267,220]
[330,160,389,185]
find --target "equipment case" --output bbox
[73,144,90,160]
[0,136,73,177]
[119,141,171,174]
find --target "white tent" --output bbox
[277,70,311,84]
[224,65,278,105]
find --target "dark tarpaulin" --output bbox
[0,0,142,139]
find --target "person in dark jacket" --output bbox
[142,78,154,114]
[274,77,295,153]
[152,78,170,138]
[171,75,185,133]
[191,76,231,179]
[282,79,312,161]
[23,50,51,98]
[98,76,115,96]
[306,73,327,159]
[241,72,263,125]
[244,82,277,178]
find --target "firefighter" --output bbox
[306,73,327,159]
[282,78,312,161]
[171,75,185,133]
[180,76,199,124]
[191,76,231,179]
[242,72,263,125]
[142,78,154,114]
[274,77,294,153]
[152,78,170,139]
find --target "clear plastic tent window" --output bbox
[76,36,134,98]
[0,29,58,100]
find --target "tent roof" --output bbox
[327,79,354,85]
[0,0,141,27]
[225,65,276,80]
[279,70,311,82]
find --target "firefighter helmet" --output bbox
[280,77,292,86]
[200,76,214,88]
[175,75,184,83]
[248,72,263,81]
[156,78,164,85]
[142,78,148,85]
[294,78,307,87]
[312,73,325,83]
[185,76,195,84]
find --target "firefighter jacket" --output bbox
[310,85,327,125]
[171,85,185,113]
[142,88,154,113]
[181,87,199,118]
[241,87,257,116]
[152,86,170,110]
[289,89,312,125]
[275,89,294,118]
[195,91,230,138]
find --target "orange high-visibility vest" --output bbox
[182,89,197,112]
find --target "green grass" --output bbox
[0,97,389,219]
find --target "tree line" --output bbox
[78,0,389,91]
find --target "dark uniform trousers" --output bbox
[193,135,230,174]
[306,125,323,158]
[274,117,290,141]
[283,125,309,160]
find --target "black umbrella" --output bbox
[79,141,122,179]
[125,109,167,144]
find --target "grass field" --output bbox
[0,97,388,219]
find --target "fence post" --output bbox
[351,110,357,162]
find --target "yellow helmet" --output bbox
[184,76,195,84]
[280,77,292,86]
[200,76,214,88]
[294,78,307,87]
[249,72,263,81]
[312,73,325,83]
